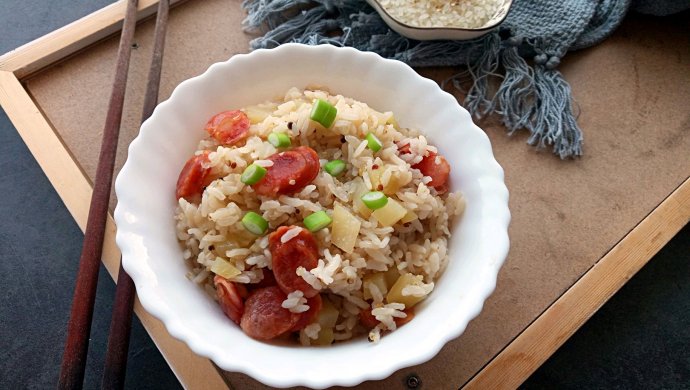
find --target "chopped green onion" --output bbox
[324,159,346,177]
[361,191,388,210]
[268,132,291,148]
[242,212,269,235]
[303,210,332,232]
[310,99,337,128]
[241,164,267,185]
[365,132,383,153]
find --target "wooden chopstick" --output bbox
[57,0,140,389]
[101,1,170,389]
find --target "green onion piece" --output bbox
[241,164,267,185]
[324,159,346,177]
[303,210,332,232]
[361,191,388,210]
[242,212,269,235]
[268,132,291,148]
[365,132,383,153]
[310,99,337,128]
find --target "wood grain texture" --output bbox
[464,178,690,389]
[102,1,171,389]
[58,0,140,386]
[0,0,186,78]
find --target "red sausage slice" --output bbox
[251,146,320,197]
[240,286,301,340]
[214,276,246,325]
[413,152,450,189]
[359,308,379,329]
[290,294,323,332]
[269,226,320,298]
[205,110,250,146]
[359,307,415,329]
[249,268,278,290]
[176,151,211,201]
[292,146,320,185]
[398,144,450,190]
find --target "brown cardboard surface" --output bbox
[24,1,690,388]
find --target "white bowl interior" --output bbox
[115,43,509,388]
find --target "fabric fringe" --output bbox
[495,45,535,134]
[241,0,584,158]
[530,66,583,157]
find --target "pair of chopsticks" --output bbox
[57,1,170,389]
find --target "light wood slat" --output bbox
[0,0,186,78]
[0,69,229,390]
[464,177,690,390]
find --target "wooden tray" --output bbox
[1,1,688,388]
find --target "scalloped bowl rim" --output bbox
[114,43,510,389]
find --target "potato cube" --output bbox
[363,272,388,300]
[386,273,426,308]
[372,198,407,227]
[210,258,241,279]
[331,203,361,253]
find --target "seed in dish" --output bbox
[174,88,465,344]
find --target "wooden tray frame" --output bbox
[1,1,688,388]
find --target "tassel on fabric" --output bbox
[530,63,583,158]
[241,0,590,158]
[248,6,331,49]
[463,32,502,119]
[242,0,314,33]
[495,41,535,134]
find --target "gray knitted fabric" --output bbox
[242,0,686,158]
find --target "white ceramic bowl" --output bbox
[114,43,509,389]
[365,0,513,41]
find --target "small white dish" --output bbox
[366,0,513,41]
[114,43,510,388]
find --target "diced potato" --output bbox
[363,272,388,300]
[401,209,418,224]
[384,266,401,287]
[243,104,274,124]
[382,174,402,195]
[318,298,339,329]
[210,258,241,279]
[386,273,426,308]
[313,298,338,346]
[312,327,334,346]
[368,167,382,190]
[352,178,372,218]
[386,114,399,129]
[331,203,361,253]
[372,198,407,227]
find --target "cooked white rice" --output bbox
[175,87,465,344]
[378,0,502,29]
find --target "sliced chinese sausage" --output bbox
[269,226,320,298]
[249,268,277,290]
[205,110,250,146]
[213,276,246,325]
[398,144,450,190]
[293,146,320,184]
[251,146,320,197]
[290,294,323,332]
[359,308,379,329]
[413,152,450,189]
[176,151,211,201]
[240,286,301,340]
[359,307,415,329]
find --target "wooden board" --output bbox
[1,1,688,388]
